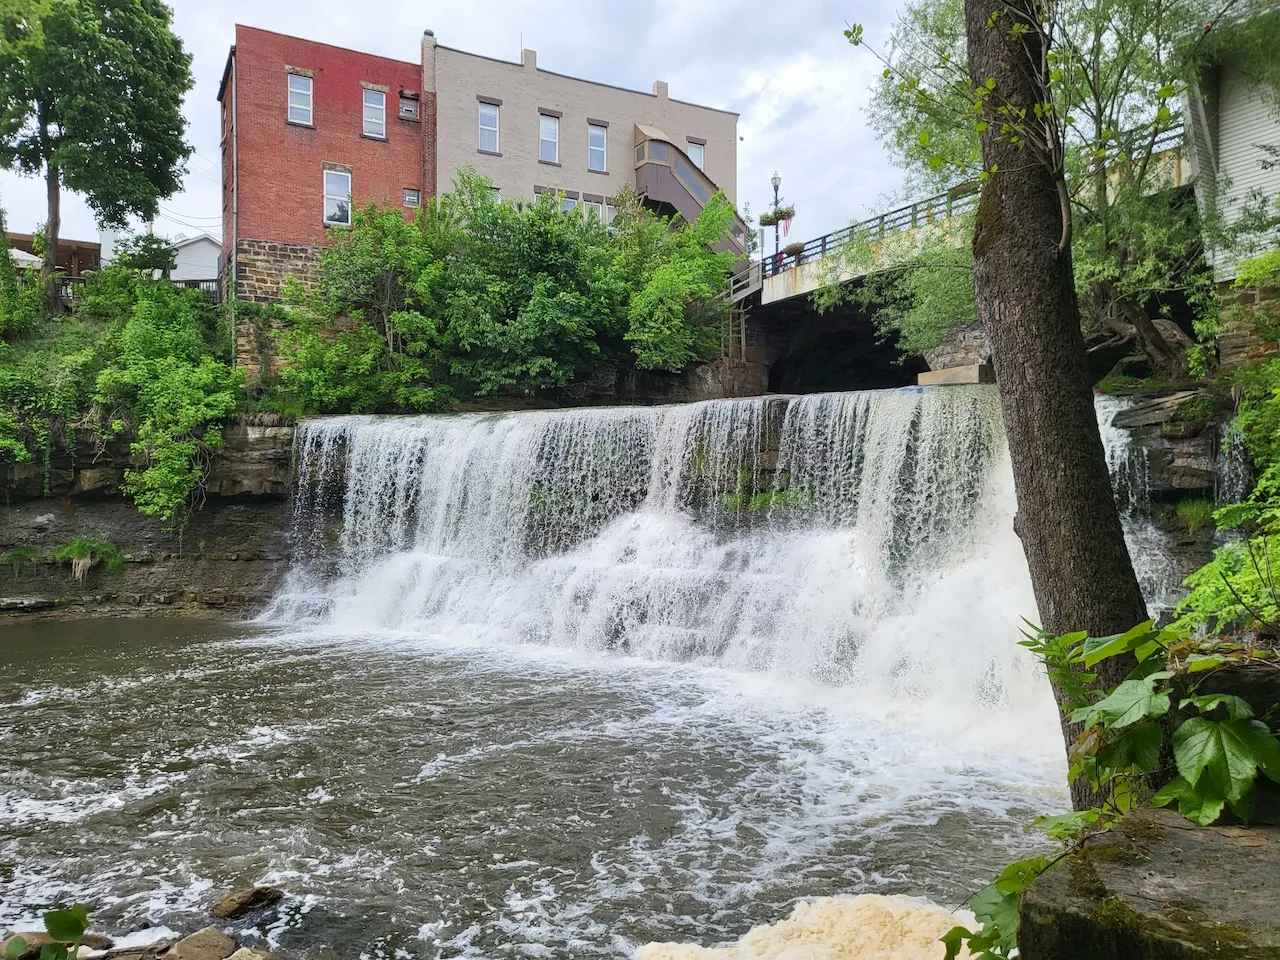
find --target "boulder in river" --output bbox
[1,933,114,959]
[1019,806,1280,958]
[161,928,236,960]
[209,887,284,920]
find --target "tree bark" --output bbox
[43,160,61,313]
[963,0,1150,808]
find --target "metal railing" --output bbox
[760,127,1185,280]
[53,275,221,308]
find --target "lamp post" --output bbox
[770,171,782,259]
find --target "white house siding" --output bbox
[171,237,222,281]
[1210,60,1280,280]
[424,39,737,207]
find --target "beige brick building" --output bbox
[423,34,739,221]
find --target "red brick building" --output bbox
[218,25,432,304]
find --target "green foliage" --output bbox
[943,622,1280,957]
[2,543,38,580]
[4,903,90,960]
[1175,497,1216,535]
[840,0,1280,367]
[113,233,177,275]
[0,0,193,258]
[53,536,123,575]
[272,172,737,408]
[93,274,243,522]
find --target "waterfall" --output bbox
[264,386,1053,719]
[1095,395,1185,614]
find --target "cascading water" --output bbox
[1094,396,1193,615]
[263,386,1049,716]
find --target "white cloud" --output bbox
[0,0,908,253]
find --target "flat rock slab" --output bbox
[1020,806,1280,959]
[162,928,236,960]
[210,887,284,920]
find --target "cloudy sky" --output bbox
[0,0,909,251]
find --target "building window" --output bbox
[687,141,705,170]
[399,95,419,120]
[287,74,312,125]
[605,203,617,225]
[403,188,421,208]
[588,124,607,172]
[324,169,352,226]
[478,102,499,152]
[363,89,386,139]
[561,196,577,213]
[539,114,559,164]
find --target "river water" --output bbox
[4,386,1173,957]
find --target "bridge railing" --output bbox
[761,127,1185,280]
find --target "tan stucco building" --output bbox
[423,34,739,219]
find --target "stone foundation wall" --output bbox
[232,238,322,377]
[1218,282,1279,371]
[924,323,991,371]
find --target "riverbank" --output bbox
[0,426,292,622]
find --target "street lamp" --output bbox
[770,171,782,258]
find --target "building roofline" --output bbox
[217,45,234,103]
[171,233,222,248]
[228,23,419,74]
[435,44,740,117]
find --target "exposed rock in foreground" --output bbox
[1020,806,1280,959]
[210,887,284,921]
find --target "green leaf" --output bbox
[1080,620,1156,667]
[1153,775,1227,825]
[1033,808,1100,840]
[1174,717,1280,801]
[917,131,930,147]
[1073,677,1171,729]
[1157,83,1176,98]
[985,76,997,90]
[992,855,1050,893]
[1181,694,1255,720]
[4,937,27,960]
[1097,721,1164,773]
[43,905,88,944]
[970,884,1020,952]
[939,926,971,960]
[1156,104,1172,123]
[882,68,892,78]
[38,945,68,960]
[1183,653,1230,673]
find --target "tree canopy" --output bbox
[0,0,192,295]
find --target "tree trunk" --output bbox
[43,160,61,313]
[963,0,1149,808]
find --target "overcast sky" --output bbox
[0,0,908,252]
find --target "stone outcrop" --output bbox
[0,424,294,621]
[923,323,991,371]
[1019,807,1280,959]
[210,886,284,920]
[162,929,236,960]
[1110,390,1222,496]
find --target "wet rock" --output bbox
[210,886,284,920]
[1019,806,1280,958]
[161,928,236,960]
[0,934,113,959]
[225,950,276,960]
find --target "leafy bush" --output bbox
[4,904,92,960]
[942,621,1280,958]
[1,544,39,580]
[53,536,124,580]
[272,171,738,407]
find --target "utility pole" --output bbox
[770,170,781,258]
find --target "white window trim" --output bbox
[478,102,500,152]
[588,123,607,172]
[687,141,705,171]
[363,89,386,139]
[540,114,559,164]
[324,170,352,226]
[288,74,313,126]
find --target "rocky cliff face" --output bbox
[0,426,295,621]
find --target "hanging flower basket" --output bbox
[758,205,795,228]
[782,241,807,258]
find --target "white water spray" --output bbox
[263,386,1057,730]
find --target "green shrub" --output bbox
[53,536,124,581]
[1,544,40,581]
